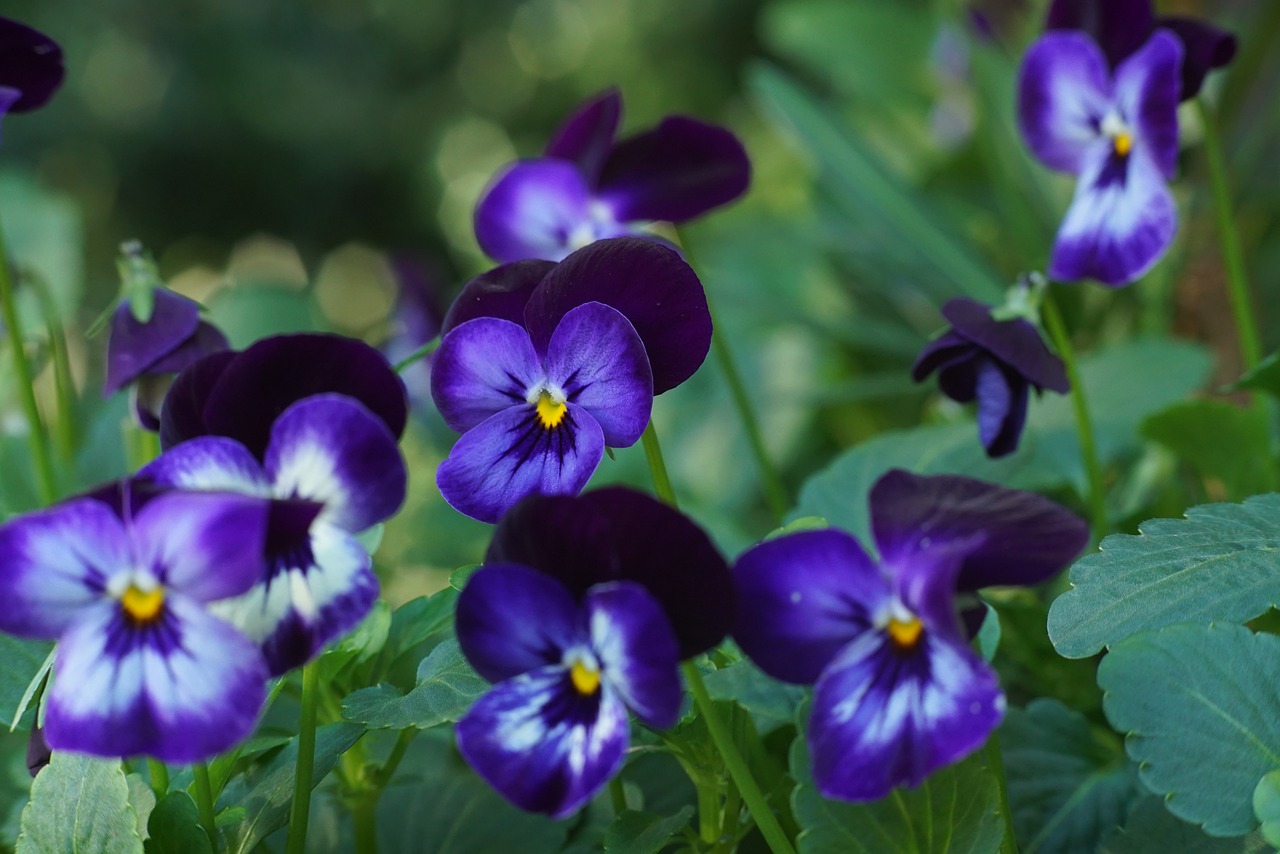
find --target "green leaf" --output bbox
[701,658,807,734]
[1253,771,1280,846]
[1001,699,1137,854]
[1048,493,1280,658]
[603,806,695,854]
[763,516,828,541]
[1233,350,1280,398]
[342,639,487,730]
[1099,796,1272,853]
[1142,400,1276,498]
[207,285,318,349]
[144,792,211,854]
[1098,622,1280,836]
[17,753,143,854]
[5,640,54,731]
[975,603,1001,664]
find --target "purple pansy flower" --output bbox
[0,491,271,762]
[474,88,750,263]
[1019,29,1183,286]
[733,470,1087,801]
[1046,0,1236,101]
[912,297,1068,457]
[382,254,444,409]
[0,17,64,125]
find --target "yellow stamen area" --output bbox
[120,585,165,624]
[569,660,601,696]
[887,616,924,650]
[1113,132,1133,158]
[535,392,568,430]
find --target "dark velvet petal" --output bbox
[1044,0,1154,70]
[596,116,750,223]
[474,159,598,263]
[430,317,543,433]
[937,354,981,403]
[524,238,711,395]
[910,330,975,382]
[0,17,64,114]
[1113,29,1182,180]
[940,299,1069,393]
[1017,32,1112,175]
[1159,16,1236,101]
[587,582,680,728]
[440,260,556,335]
[869,469,1089,592]
[145,321,229,375]
[544,88,622,185]
[104,289,203,395]
[158,350,237,450]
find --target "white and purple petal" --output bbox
[456,564,581,684]
[430,317,544,433]
[1112,29,1182,179]
[474,159,597,264]
[1017,32,1112,174]
[587,582,680,728]
[140,436,272,496]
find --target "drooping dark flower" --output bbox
[0,17,64,125]
[912,297,1068,457]
[474,88,750,263]
[733,470,1087,802]
[1018,30,1182,286]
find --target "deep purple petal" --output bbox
[456,564,581,684]
[1044,0,1154,69]
[733,529,887,685]
[145,320,229,375]
[587,582,680,728]
[104,290,203,395]
[808,630,1005,801]
[474,159,602,264]
[265,394,407,532]
[430,318,543,433]
[982,364,1030,458]
[939,299,1070,392]
[1113,30,1182,179]
[0,499,130,638]
[910,331,975,382]
[44,597,267,763]
[456,665,629,818]
[1159,16,1236,101]
[440,260,556,335]
[974,360,1019,457]
[524,238,711,395]
[1017,32,1112,174]
[544,88,622,184]
[546,302,652,445]
[937,354,981,403]
[596,116,750,223]
[437,404,605,524]
[140,436,272,495]
[0,17,64,114]
[158,350,236,450]
[870,469,1089,592]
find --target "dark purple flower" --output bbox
[1018,30,1182,286]
[0,17,64,122]
[382,255,445,409]
[474,88,750,263]
[1046,0,1236,101]
[733,470,1087,801]
[912,297,1068,457]
[0,492,272,762]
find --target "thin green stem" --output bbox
[351,728,417,854]
[394,336,440,373]
[1197,99,1262,372]
[374,727,415,788]
[352,797,378,854]
[192,762,218,850]
[640,422,678,508]
[609,775,628,815]
[694,771,720,845]
[984,733,1019,854]
[285,663,320,854]
[46,320,76,462]
[147,758,169,799]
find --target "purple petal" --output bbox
[596,116,751,223]
[440,260,555,335]
[808,629,1005,801]
[456,563,581,684]
[1017,32,1112,175]
[0,499,130,638]
[44,596,267,763]
[158,350,236,450]
[546,302,652,446]
[939,298,1069,392]
[437,404,605,524]
[474,159,602,264]
[0,86,19,119]
[140,436,271,495]
[265,394,407,533]
[869,469,1089,592]
[104,289,202,395]
[145,320,229,375]
[974,360,1027,457]
[1113,29,1182,179]
[587,582,680,728]
[1044,0,1154,69]
[910,331,974,382]
[544,88,622,184]
[456,664,630,818]
[0,17,65,114]
[734,529,887,685]
[430,318,543,433]
[524,238,711,395]
[1160,16,1236,101]
[937,353,981,402]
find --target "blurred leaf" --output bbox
[1233,350,1280,397]
[763,516,828,541]
[17,753,142,854]
[207,285,318,349]
[603,806,694,854]
[144,792,211,854]
[976,603,1000,663]
[0,174,83,319]
[1254,772,1280,846]
[4,640,53,732]
[1048,494,1280,658]
[125,774,156,841]
[1098,623,1280,836]
[1099,796,1271,853]
[342,639,486,730]
[702,658,807,734]
[1142,400,1275,498]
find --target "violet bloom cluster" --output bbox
[734,470,1087,801]
[474,88,750,263]
[456,488,735,817]
[0,16,63,130]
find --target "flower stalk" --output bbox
[192,762,218,849]
[285,662,320,854]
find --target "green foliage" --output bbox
[1253,771,1280,846]
[1142,400,1276,498]
[603,806,695,854]
[144,792,212,854]
[1233,350,1280,398]
[1099,797,1272,853]
[0,639,53,732]
[341,639,487,730]
[16,753,143,854]
[701,658,807,734]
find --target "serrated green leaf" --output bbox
[342,639,486,730]
[1099,796,1272,853]
[17,753,143,854]
[603,806,695,854]
[1253,771,1280,845]
[1048,494,1280,658]
[144,792,211,854]
[1098,623,1280,836]
[701,658,806,733]
[1142,400,1276,498]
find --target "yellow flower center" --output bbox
[120,585,165,624]
[534,391,568,430]
[887,616,924,650]
[569,659,601,696]
[1112,131,1133,158]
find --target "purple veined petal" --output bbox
[456,563,581,684]
[1049,140,1177,287]
[939,299,1069,392]
[140,436,272,495]
[524,238,711,395]
[0,499,131,638]
[1017,32,1112,175]
[734,529,888,685]
[440,260,555,336]
[544,88,622,185]
[587,582,680,728]
[545,302,652,446]
[159,350,237,450]
[1113,29,1182,180]
[1044,0,1154,70]
[0,17,65,114]
[43,596,268,763]
[456,664,630,818]
[596,116,751,223]
[869,469,1089,593]
[146,320,229,375]
[474,159,597,264]
[265,394,407,532]
[430,317,544,433]
[104,289,203,396]
[807,628,1005,801]
[1159,16,1237,102]
[974,360,1023,457]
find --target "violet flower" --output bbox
[733,470,1087,801]
[0,17,63,126]
[474,88,750,263]
[1018,29,1182,286]
[0,491,271,762]
[912,297,1068,457]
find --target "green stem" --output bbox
[640,422,678,508]
[984,732,1019,854]
[0,223,57,505]
[147,758,169,799]
[393,336,440,373]
[694,771,720,845]
[353,797,378,854]
[352,728,418,854]
[1041,295,1106,540]
[609,775,628,815]
[1197,99,1262,372]
[192,762,218,850]
[46,320,76,462]
[285,663,320,854]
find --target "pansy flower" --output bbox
[455,488,734,816]
[912,297,1068,457]
[0,491,271,762]
[0,17,64,127]
[733,470,1086,801]
[381,254,444,409]
[474,88,750,263]
[1018,29,1182,286]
